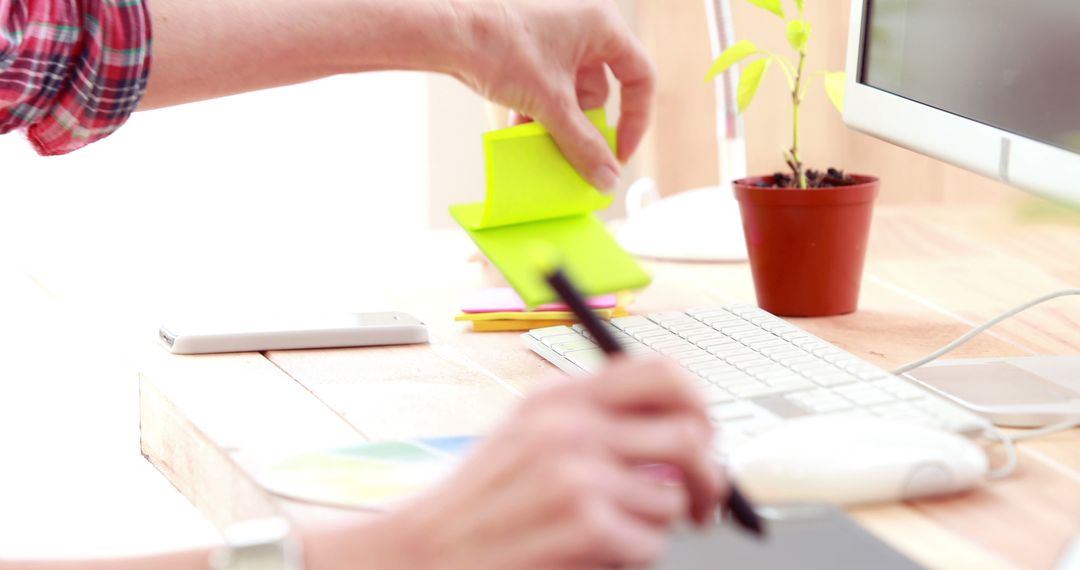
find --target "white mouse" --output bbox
[728,415,989,506]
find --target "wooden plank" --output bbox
[851,504,1014,570]
[909,448,1080,570]
[137,207,1080,569]
[264,344,522,441]
[856,208,1080,569]
[139,346,362,528]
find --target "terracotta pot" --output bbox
[733,175,880,317]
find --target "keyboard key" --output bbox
[551,339,598,355]
[690,360,739,375]
[869,401,926,422]
[729,383,797,398]
[530,326,576,339]
[524,306,983,437]
[708,375,759,390]
[675,351,715,364]
[751,395,813,419]
[541,334,587,347]
[697,337,740,349]
[611,316,653,330]
[708,401,761,422]
[564,349,605,372]
[807,371,860,387]
[648,312,694,325]
[697,384,735,404]
[659,343,701,357]
[623,344,656,356]
[763,377,814,391]
[721,415,783,437]
[868,378,924,398]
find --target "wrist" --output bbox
[433,0,511,89]
[299,511,431,570]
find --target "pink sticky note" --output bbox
[462,287,617,313]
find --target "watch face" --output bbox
[214,517,303,570]
[258,436,477,510]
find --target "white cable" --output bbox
[888,288,1080,480]
[1007,418,1080,441]
[980,418,1080,480]
[982,426,1019,480]
[891,288,1080,375]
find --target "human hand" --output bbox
[446,0,655,190]
[384,357,725,569]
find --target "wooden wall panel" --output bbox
[637,0,1014,204]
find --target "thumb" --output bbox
[536,94,620,191]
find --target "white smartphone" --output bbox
[159,312,428,354]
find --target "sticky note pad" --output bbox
[461,287,618,314]
[451,108,651,307]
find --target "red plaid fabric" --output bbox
[1,0,151,155]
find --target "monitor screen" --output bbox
[859,0,1080,155]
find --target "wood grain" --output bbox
[140,206,1080,568]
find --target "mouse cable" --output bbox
[891,288,1080,375]
[981,426,1019,480]
[887,288,1080,476]
[981,418,1080,478]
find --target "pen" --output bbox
[541,264,766,538]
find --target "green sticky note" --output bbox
[450,108,652,307]
[478,109,616,229]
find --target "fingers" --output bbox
[576,499,670,567]
[537,89,620,190]
[604,415,723,525]
[605,29,656,163]
[611,466,689,525]
[575,64,611,111]
[590,357,711,431]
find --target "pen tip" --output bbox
[727,486,766,537]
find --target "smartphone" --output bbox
[159,312,428,354]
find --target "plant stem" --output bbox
[791,51,807,189]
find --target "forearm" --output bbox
[1,549,211,570]
[0,512,420,570]
[141,0,470,109]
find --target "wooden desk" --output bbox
[140,205,1080,570]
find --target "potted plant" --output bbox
[706,0,879,317]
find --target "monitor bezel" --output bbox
[844,0,1080,205]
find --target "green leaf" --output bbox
[824,71,846,113]
[704,40,759,82]
[746,0,785,19]
[738,58,772,112]
[786,20,812,52]
[795,0,805,14]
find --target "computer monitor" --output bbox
[844,0,1080,205]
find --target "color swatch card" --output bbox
[258,437,477,511]
[450,109,652,308]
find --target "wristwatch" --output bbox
[210,516,304,570]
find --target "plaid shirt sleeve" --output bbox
[0,0,152,155]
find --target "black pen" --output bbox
[541,262,765,538]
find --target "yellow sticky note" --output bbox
[476,109,615,229]
[450,108,652,308]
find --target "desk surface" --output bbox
[139,205,1080,570]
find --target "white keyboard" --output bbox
[522,305,989,448]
